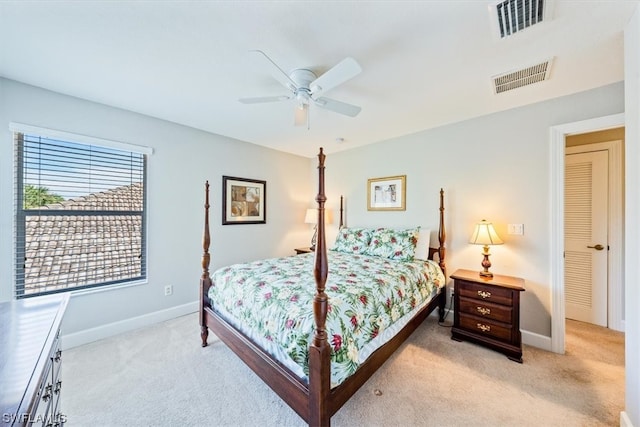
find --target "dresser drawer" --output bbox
[457,280,513,306]
[459,313,512,342]
[458,296,513,323]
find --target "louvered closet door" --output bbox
[564,150,608,326]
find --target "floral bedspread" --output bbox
[208,251,444,387]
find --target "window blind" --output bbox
[15,132,147,298]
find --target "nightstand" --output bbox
[451,268,525,363]
[294,247,313,255]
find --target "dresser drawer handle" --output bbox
[477,323,491,333]
[42,384,52,402]
[54,349,62,362]
[54,380,62,394]
[477,290,492,299]
[476,306,491,316]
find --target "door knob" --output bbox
[587,244,605,251]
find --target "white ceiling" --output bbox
[0,1,637,158]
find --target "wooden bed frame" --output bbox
[199,148,446,426]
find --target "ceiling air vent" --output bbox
[492,58,553,94]
[493,0,550,38]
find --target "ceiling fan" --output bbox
[239,50,362,128]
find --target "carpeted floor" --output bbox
[62,312,624,426]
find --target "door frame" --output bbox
[550,113,625,354]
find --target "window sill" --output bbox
[69,279,148,298]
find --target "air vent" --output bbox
[492,58,553,94]
[494,0,547,38]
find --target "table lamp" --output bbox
[469,219,503,278]
[304,208,332,251]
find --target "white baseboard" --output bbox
[522,329,553,352]
[62,301,198,350]
[68,302,551,353]
[621,411,634,427]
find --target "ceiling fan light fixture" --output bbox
[240,51,362,128]
[296,91,310,104]
[294,103,309,128]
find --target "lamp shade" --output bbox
[304,209,316,224]
[304,208,333,225]
[469,220,503,246]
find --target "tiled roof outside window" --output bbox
[23,183,143,295]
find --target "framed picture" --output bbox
[367,175,406,211]
[222,176,266,225]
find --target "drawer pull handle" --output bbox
[477,323,491,332]
[42,384,52,402]
[477,290,492,299]
[476,306,491,316]
[54,349,62,362]
[54,380,62,394]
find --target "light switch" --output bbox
[508,224,524,235]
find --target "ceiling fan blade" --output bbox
[239,95,290,104]
[250,49,297,91]
[310,57,362,98]
[294,103,309,127]
[314,97,361,117]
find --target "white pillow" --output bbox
[414,228,431,260]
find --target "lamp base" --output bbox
[480,245,493,278]
[310,226,317,253]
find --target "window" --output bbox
[14,130,147,298]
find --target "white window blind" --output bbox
[14,132,147,298]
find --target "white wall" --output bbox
[0,78,312,340]
[624,5,640,426]
[322,82,624,338]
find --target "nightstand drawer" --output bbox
[459,313,512,342]
[458,296,512,323]
[457,280,513,306]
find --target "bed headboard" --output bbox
[335,189,446,275]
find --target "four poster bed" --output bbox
[199,148,446,426]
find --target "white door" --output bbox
[564,150,608,326]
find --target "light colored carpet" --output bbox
[62,312,624,426]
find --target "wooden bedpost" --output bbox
[437,188,446,322]
[200,180,212,347]
[309,148,331,427]
[339,195,344,229]
[438,188,446,276]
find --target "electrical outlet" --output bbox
[164,285,173,296]
[449,288,455,299]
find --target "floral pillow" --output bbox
[331,227,373,254]
[365,227,420,261]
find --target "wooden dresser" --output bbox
[450,269,525,363]
[0,294,69,426]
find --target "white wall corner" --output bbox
[624,4,640,426]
